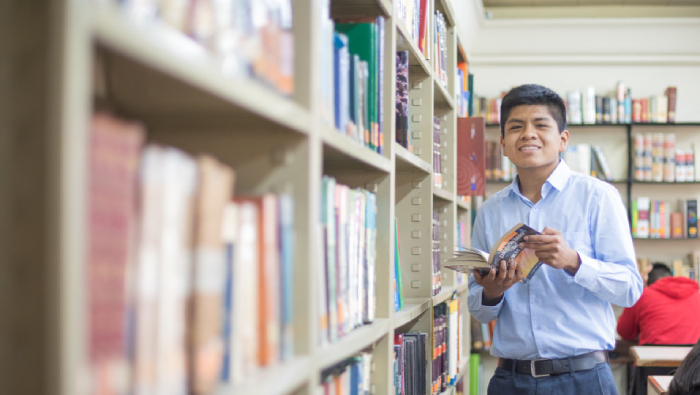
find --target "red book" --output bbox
[88,113,144,378]
[666,86,677,124]
[457,117,486,196]
[641,99,649,123]
[671,212,684,238]
[418,0,428,53]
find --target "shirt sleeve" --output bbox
[467,207,504,323]
[616,304,640,341]
[573,184,644,308]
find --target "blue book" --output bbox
[279,194,295,360]
[334,33,350,133]
[350,360,362,395]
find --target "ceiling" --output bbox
[482,0,700,18]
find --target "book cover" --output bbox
[396,51,409,148]
[457,117,486,196]
[279,194,295,360]
[593,146,613,181]
[191,156,235,395]
[666,86,677,123]
[688,199,698,238]
[445,223,542,281]
[637,197,650,238]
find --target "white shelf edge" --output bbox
[393,298,432,329]
[217,356,312,395]
[434,77,455,110]
[437,0,457,27]
[394,143,432,173]
[433,187,455,203]
[395,19,432,76]
[322,126,392,173]
[455,198,470,211]
[90,3,312,135]
[433,285,457,305]
[315,319,389,370]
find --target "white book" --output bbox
[337,185,349,336]
[686,149,695,181]
[364,191,376,323]
[637,197,650,238]
[567,91,582,124]
[236,202,259,378]
[644,133,653,181]
[584,86,596,125]
[658,95,668,123]
[577,144,591,176]
[694,144,700,181]
[323,177,338,343]
[156,148,195,395]
[676,149,686,182]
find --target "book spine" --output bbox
[688,200,698,238]
[637,197,650,238]
[666,86,677,123]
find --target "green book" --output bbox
[335,23,378,150]
[631,198,638,238]
[469,353,480,395]
[467,73,475,117]
[394,218,404,309]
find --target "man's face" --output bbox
[500,104,569,172]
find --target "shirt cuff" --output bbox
[573,252,601,291]
[477,289,505,311]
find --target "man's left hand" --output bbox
[519,226,581,275]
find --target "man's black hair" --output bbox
[500,84,567,138]
[648,262,672,286]
[669,338,700,395]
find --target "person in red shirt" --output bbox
[617,263,700,345]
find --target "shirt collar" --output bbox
[508,159,572,197]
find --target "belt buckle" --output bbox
[530,359,550,378]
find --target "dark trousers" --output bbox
[488,362,618,395]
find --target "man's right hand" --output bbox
[473,259,522,306]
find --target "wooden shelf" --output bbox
[433,187,454,203]
[455,198,470,211]
[91,3,312,134]
[396,19,431,76]
[316,319,389,370]
[632,180,700,185]
[330,0,392,18]
[633,237,697,241]
[433,286,458,305]
[434,77,455,111]
[218,357,312,395]
[395,143,432,173]
[393,298,432,329]
[322,127,392,174]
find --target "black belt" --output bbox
[498,350,609,378]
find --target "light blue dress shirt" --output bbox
[467,160,643,360]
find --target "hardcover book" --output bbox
[444,223,542,281]
[457,117,485,196]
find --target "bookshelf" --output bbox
[2,0,475,394]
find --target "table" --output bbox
[630,346,691,395]
[647,375,673,395]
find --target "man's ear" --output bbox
[559,130,569,152]
[500,135,507,157]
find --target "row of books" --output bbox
[319,177,377,346]
[397,0,430,58]
[471,96,503,125]
[433,117,444,189]
[319,353,373,395]
[562,144,615,181]
[484,140,515,182]
[631,198,698,239]
[470,316,495,352]
[88,113,295,395]
[433,10,449,87]
[456,219,469,286]
[323,8,385,153]
[566,83,677,124]
[117,0,295,96]
[633,133,699,182]
[396,51,414,152]
[455,63,472,118]
[394,332,428,395]
[638,251,700,286]
[431,300,464,395]
[432,213,442,296]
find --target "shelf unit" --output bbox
[2,0,476,394]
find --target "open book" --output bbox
[444,223,543,281]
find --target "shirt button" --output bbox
[533,208,538,212]
[537,326,542,330]
[533,297,538,302]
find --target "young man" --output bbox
[467,84,643,394]
[617,263,700,345]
